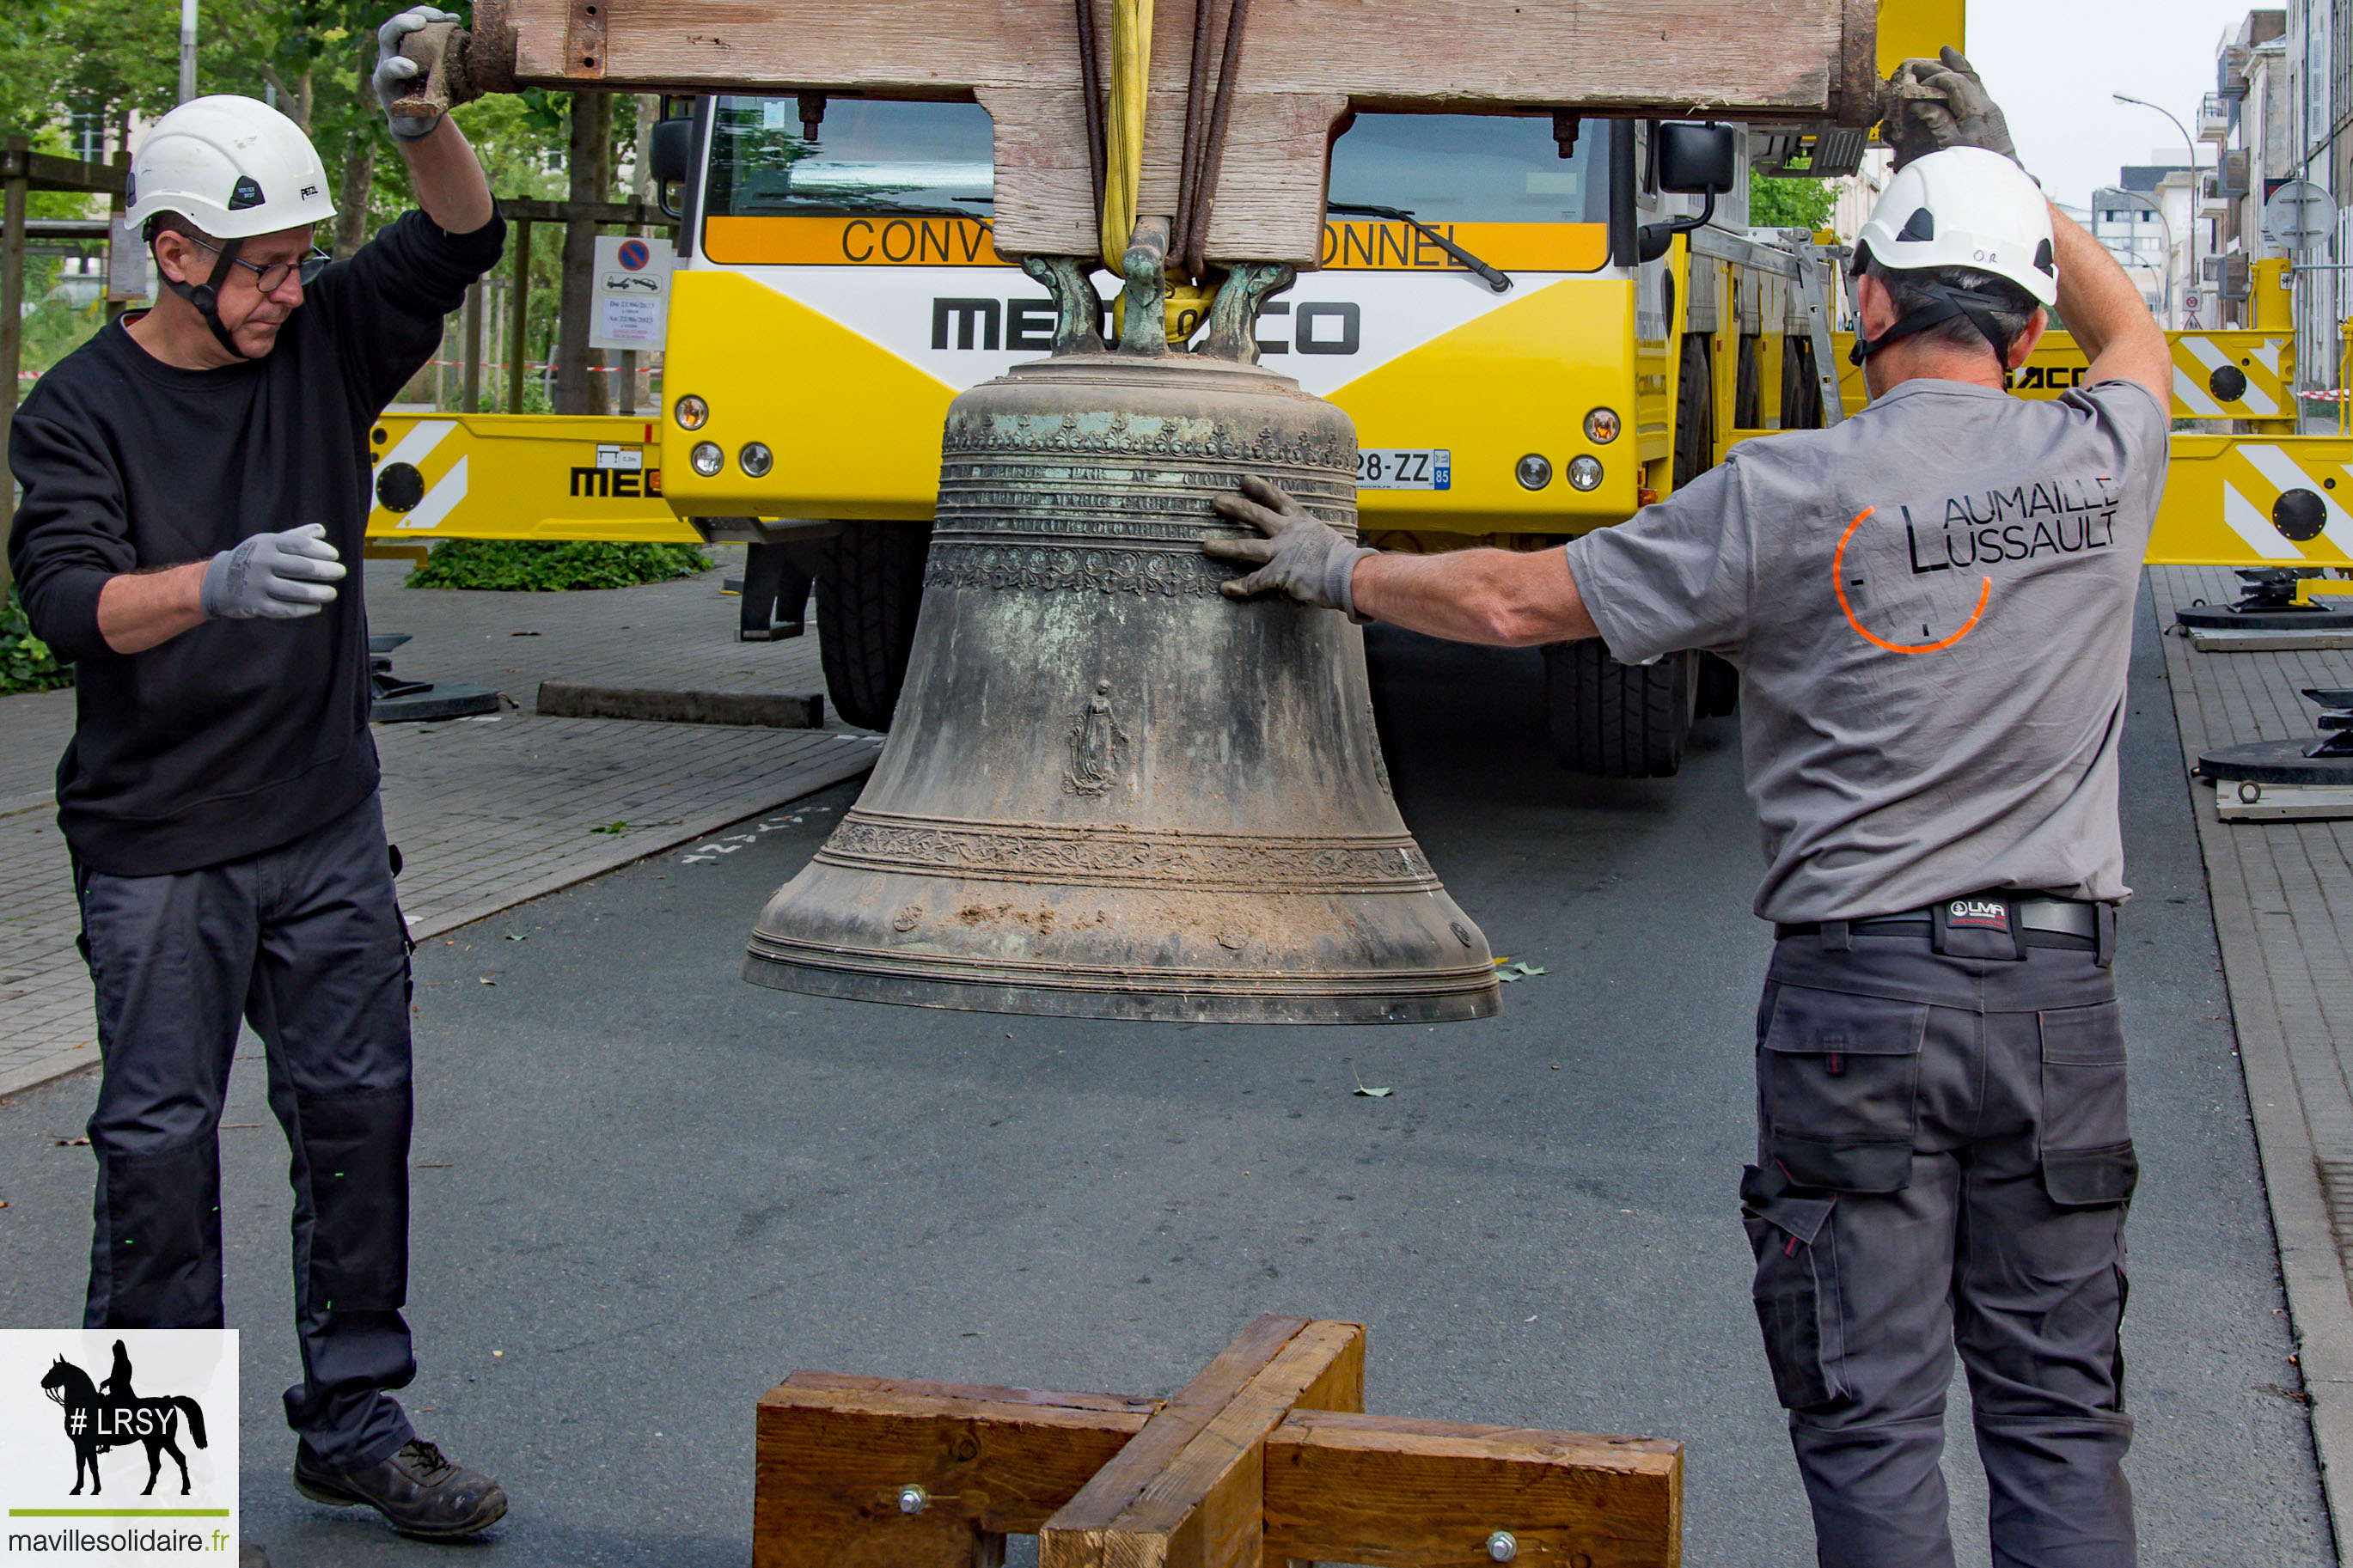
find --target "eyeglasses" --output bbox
[180,235,332,294]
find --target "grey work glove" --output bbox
[199,524,346,620]
[373,6,461,141]
[1882,46,2019,171]
[1205,476,1377,622]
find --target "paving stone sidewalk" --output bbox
[0,552,877,1098]
[2151,563,2353,1550]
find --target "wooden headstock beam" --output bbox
[468,0,1874,263]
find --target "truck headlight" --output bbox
[1583,407,1621,444]
[1515,454,1553,491]
[739,442,774,479]
[690,442,724,477]
[1567,455,1604,491]
[675,394,710,430]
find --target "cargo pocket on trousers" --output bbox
[1759,985,1928,1193]
[2040,999,2138,1207]
[1740,1164,1845,1410]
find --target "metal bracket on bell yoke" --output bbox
[1202,263,1297,364]
[749,1315,1681,1567]
[1020,255,1107,356]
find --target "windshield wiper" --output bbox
[784,198,989,220]
[1326,203,1509,293]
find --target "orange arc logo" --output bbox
[1833,505,1990,654]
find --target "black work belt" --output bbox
[1776,894,2113,965]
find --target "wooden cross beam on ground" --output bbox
[754,1315,1682,1567]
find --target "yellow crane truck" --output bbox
[369,0,2353,772]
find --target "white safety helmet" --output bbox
[1850,147,2055,366]
[126,95,337,241]
[1856,148,2056,304]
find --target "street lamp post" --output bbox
[178,0,198,104]
[2114,92,2201,325]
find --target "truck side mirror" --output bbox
[1655,122,1737,195]
[650,116,694,217]
[1639,122,1736,262]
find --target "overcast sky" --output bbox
[1969,0,2268,208]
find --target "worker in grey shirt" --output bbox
[1206,56,2171,1568]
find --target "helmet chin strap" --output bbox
[1849,276,2019,370]
[157,235,254,360]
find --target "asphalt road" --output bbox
[0,585,2332,1566]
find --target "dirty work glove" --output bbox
[373,6,461,141]
[199,524,345,620]
[1205,475,1377,622]
[1883,46,2019,171]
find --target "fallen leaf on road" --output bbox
[52,1137,89,1147]
[590,821,630,835]
[1350,1066,1393,1099]
[1494,961,1548,982]
[504,933,528,942]
[479,977,497,985]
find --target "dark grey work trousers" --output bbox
[76,793,418,1469]
[1743,930,2136,1568]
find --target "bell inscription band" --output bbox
[744,253,1500,1023]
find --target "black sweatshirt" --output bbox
[8,210,504,876]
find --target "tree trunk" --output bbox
[333,46,374,259]
[335,138,375,259]
[555,91,611,417]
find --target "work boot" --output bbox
[293,1437,507,1538]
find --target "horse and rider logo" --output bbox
[38,1340,211,1496]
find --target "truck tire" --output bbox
[816,521,932,731]
[1782,337,1824,429]
[1543,640,1698,778]
[1671,333,1739,723]
[1672,334,1714,487]
[1696,652,1739,718]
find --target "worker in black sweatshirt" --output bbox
[7,9,508,1543]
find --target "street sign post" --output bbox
[2265,180,2338,253]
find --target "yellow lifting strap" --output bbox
[1099,0,1152,264]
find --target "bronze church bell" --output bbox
[743,252,1500,1022]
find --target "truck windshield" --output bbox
[1328,113,1607,224]
[705,97,994,217]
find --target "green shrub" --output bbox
[2,585,73,694]
[405,540,712,591]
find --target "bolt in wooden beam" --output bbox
[753,1372,1161,1568]
[1262,1409,1684,1568]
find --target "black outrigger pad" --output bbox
[2175,603,2353,631]
[372,682,501,723]
[2175,568,2353,631]
[2200,738,2353,787]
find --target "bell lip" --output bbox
[743,949,1503,1024]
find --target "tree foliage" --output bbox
[0,0,656,396]
[1751,175,1838,234]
